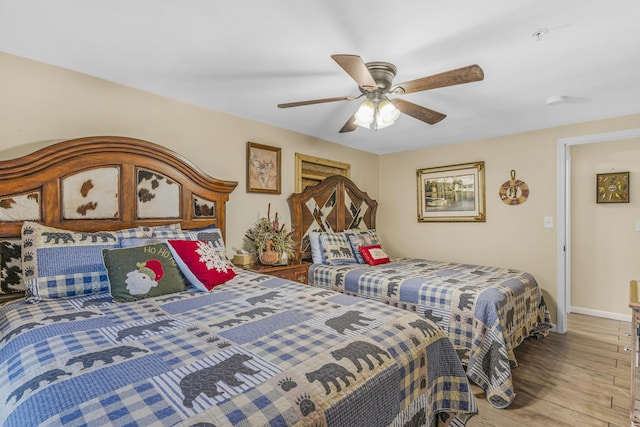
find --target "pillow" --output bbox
[138,223,182,238]
[319,232,357,265]
[359,245,390,266]
[139,225,228,259]
[20,221,144,303]
[0,239,26,294]
[102,243,188,302]
[346,229,380,264]
[166,240,236,292]
[119,238,166,248]
[309,231,325,264]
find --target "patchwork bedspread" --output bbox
[310,258,552,409]
[0,269,476,427]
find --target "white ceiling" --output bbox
[1,1,639,154]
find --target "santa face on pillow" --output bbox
[125,259,164,295]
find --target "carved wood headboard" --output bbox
[287,174,378,262]
[0,136,237,300]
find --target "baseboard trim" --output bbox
[570,306,631,323]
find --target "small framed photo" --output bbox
[417,161,486,222]
[596,172,629,203]
[247,142,281,194]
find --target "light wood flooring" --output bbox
[467,313,632,427]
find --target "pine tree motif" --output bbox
[195,241,229,272]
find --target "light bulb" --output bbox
[354,100,375,128]
[376,99,400,128]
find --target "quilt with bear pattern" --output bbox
[310,257,553,409]
[0,268,476,427]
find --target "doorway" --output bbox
[556,127,640,333]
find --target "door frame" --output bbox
[556,127,640,333]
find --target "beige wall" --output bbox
[3,51,640,323]
[0,52,379,256]
[570,138,640,315]
[378,115,640,324]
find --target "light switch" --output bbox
[544,216,553,228]
[636,220,640,232]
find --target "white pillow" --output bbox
[309,231,324,264]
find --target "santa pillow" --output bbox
[166,240,236,291]
[102,243,188,302]
[359,244,390,266]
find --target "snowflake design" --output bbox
[195,241,229,272]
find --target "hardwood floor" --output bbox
[467,313,632,427]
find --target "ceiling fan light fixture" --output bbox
[377,99,400,126]
[354,100,375,128]
[354,97,400,130]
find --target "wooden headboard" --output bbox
[287,174,378,262]
[0,136,237,299]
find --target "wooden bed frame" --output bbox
[287,174,378,262]
[0,136,237,301]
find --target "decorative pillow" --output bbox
[20,221,144,303]
[143,226,228,259]
[309,231,325,264]
[166,240,236,292]
[359,245,390,266]
[119,238,166,248]
[319,232,357,265]
[138,223,182,238]
[346,229,380,264]
[102,243,188,302]
[0,239,25,294]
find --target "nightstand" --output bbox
[242,262,312,285]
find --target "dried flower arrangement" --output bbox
[244,204,294,265]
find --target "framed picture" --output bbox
[596,171,629,203]
[417,161,486,222]
[247,142,281,194]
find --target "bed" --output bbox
[0,136,477,426]
[287,174,552,409]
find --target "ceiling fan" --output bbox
[278,54,484,133]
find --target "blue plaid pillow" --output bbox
[130,225,228,259]
[319,232,357,265]
[137,223,182,237]
[346,229,380,264]
[21,221,143,303]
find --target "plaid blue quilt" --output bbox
[0,269,477,426]
[310,257,552,409]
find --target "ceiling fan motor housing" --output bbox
[364,61,397,92]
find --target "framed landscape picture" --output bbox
[417,161,486,222]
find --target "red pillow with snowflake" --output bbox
[166,240,236,291]
[359,244,390,266]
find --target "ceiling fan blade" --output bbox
[390,98,446,125]
[339,113,358,133]
[393,64,484,95]
[331,54,377,91]
[277,96,355,108]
